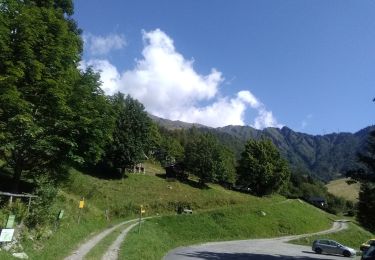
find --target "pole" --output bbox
[138,205,142,234]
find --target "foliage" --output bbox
[357,182,375,231]
[237,138,290,196]
[68,69,115,166]
[184,130,236,185]
[284,170,355,215]
[0,0,98,192]
[347,130,375,232]
[26,175,58,227]
[103,93,152,174]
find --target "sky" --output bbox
[74,0,375,135]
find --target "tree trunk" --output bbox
[12,166,22,193]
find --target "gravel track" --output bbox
[64,219,138,260]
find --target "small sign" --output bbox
[58,210,64,219]
[141,209,145,214]
[0,229,15,242]
[6,215,15,228]
[79,199,85,209]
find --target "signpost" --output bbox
[5,215,15,228]
[54,210,64,231]
[78,197,84,224]
[138,205,145,234]
[0,229,15,242]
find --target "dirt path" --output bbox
[101,221,141,260]
[164,220,352,260]
[64,219,138,260]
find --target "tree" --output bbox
[184,130,236,185]
[103,93,151,174]
[237,139,290,196]
[0,0,85,192]
[347,130,375,231]
[68,69,115,166]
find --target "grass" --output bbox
[289,222,374,251]
[0,161,255,259]
[119,199,334,260]
[0,161,364,259]
[326,178,360,202]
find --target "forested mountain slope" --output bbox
[151,115,374,181]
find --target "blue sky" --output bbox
[74,0,375,135]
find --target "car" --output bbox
[361,239,375,252]
[362,245,375,260]
[312,239,356,257]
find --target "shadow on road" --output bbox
[176,251,340,260]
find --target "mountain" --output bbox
[150,115,374,181]
[217,125,374,181]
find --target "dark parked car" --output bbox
[362,245,375,260]
[312,239,356,257]
[361,239,375,252]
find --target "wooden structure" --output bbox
[133,163,145,174]
[0,191,38,213]
[165,163,187,181]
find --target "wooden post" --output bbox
[27,197,32,213]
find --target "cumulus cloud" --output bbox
[83,33,126,56]
[82,29,281,129]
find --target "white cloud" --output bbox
[83,33,126,56]
[82,29,281,129]
[301,114,313,130]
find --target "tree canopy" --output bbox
[348,130,375,232]
[103,93,152,174]
[236,139,290,196]
[0,0,85,191]
[184,129,236,185]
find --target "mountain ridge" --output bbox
[150,115,374,181]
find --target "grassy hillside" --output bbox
[0,162,255,259]
[120,199,335,260]
[326,178,360,202]
[0,162,363,259]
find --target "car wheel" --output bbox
[315,248,322,254]
[343,250,351,257]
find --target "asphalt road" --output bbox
[164,221,360,260]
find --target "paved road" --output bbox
[164,221,360,260]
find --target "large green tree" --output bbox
[68,69,115,166]
[348,130,375,231]
[0,0,83,191]
[237,139,290,196]
[104,93,151,174]
[0,0,111,192]
[184,130,236,185]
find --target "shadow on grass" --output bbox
[175,251,341,260]
[76,163,128,181]
[155,173,210,190]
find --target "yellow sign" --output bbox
[79,200,85,209]
[140,205,145,214]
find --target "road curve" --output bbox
[164,220,360,260]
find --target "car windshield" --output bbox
[365,246,375,257]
